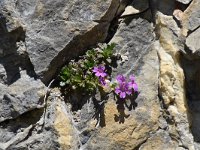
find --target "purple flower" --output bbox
[128,75,138,92]
[116,75,126,83]
[92,65,107,77]
[128,82,138,92]
[129,75,135,81]
[115,82,132,99]
[99,77,106,86]
[114,74,138,99]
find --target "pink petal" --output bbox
[92,67,98,72]
[129,75,135,81]
[126,90,132,95]
[100,72,107,77]
[95,72,101,77]
[120,92,126,99]
[128,82,133,88]
[116,75,126,82]
[115,88,121,94]
[101,65,105,70]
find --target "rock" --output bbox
[121,0,148,16]
[0,4,46,123]
[186,27,200,53]
[157,12,195,149]
[2,89,65,150]
[140,130,178,150]
[176,0,192,4]
[0,71,46,122]
[81,17,160,149]
[0,0,129,83]
[0,64,6,83]
[173,9,184,21]
[54,99,78,149]
[121,6,140,16]
[0,0,200,149]
[41,17,159,150]
[181,1,200,145]
[181,0,200,35]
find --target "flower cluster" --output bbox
[60,43,138,101]
[59,43,116,94]
[92,65,107,86]
[115,75,138,99]
[92,65,138,99]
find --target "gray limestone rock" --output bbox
[188,13,200,32]
[0,0,127,83]
[186,1,200,31]
[0,0,200,149]
[0,91,60,150]
[0,0,130,149]
[82,17,159,150]
[140,130,179,150]
[0,6,46,123]
[186,27,200,53]
[0,71,45,122]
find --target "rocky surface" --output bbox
[186,27,200,53]
[83,17,159,150]
[0,0,200,149]
[1,0,130,84]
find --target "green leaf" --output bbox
[102,43,116,59]
[60,66,73,81]
[86,49,96,58]
[71,72,83,83]
[79,81,86,88]
[84,59,96,69]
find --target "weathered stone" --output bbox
[0,3,47,124]
[0,71,46,122]
[186,27,200,53]
[0,0,129,83]
[173,9,184,21]
[44,17,160,150]
[2,89,62,150]
[0,64,6,83]
[121,0,148,16]
[0,0,200,149]
[181,0,200,35]
[80,17,160,149]
[140,130,178,150]
[54,99,78,150]
[157,12,195,149]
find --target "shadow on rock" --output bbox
[114,92,138,124]
[0,13,37,85]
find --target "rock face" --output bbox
[0,71,45,122]
[1,0,128,83]
[186,27,200,53]
[1,0,200,149]
[83,18,159,150]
